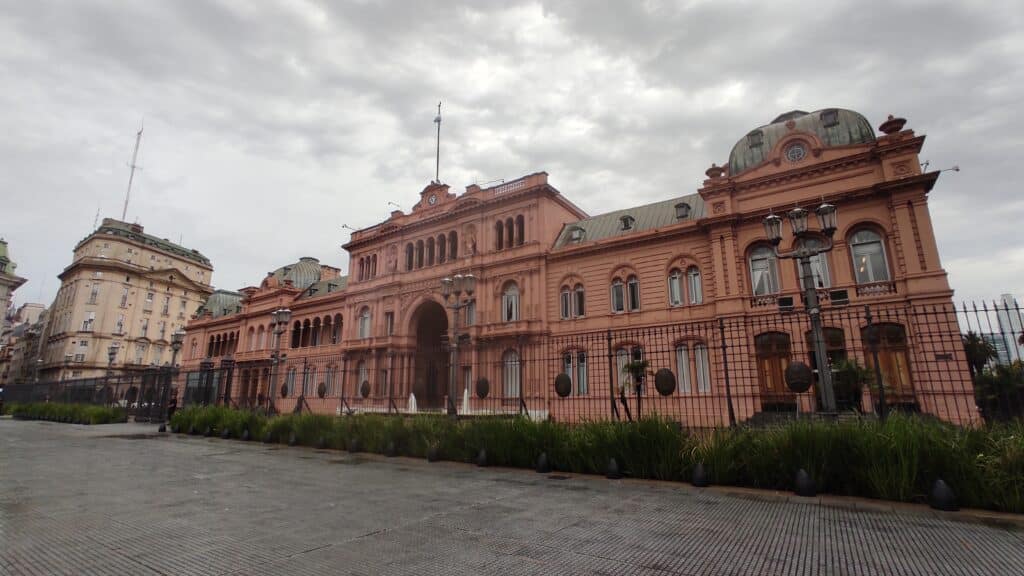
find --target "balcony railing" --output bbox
[855,281,897,297]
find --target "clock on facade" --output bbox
[428,194,437,205]
[785,142,807,163]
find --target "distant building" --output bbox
[39,219,214,380]
[0,238,27,336]
[0,303,49,385]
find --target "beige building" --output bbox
[0,239,27,334]
[40,219,214,380]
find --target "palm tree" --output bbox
[962,331,998,379]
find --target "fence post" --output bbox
[718,317,736,427]
[606,329,619,421]
[864,305,888,421]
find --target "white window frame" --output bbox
[627,276,640,311]
[358,308,371,339]
[675,344,691,393]
[849,229,890,284]
[668,269,683,307]
[502,283,520,322]
[503,349,521,397]
[749,246,780,296]
[687,266,703,304]
[610,279,625,313]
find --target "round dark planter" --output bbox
[220,427,231,439]
[188,424,198,436]
[348,438,362,453]
[426,445,440,462]
[158,424,167,433]
[554,373,572,398]
[606,457,623,480]
[202,426,213,437]
[654,369,676,396]
[475,377,490,399]
[315,436,327,449]
[930,479,958,512]
[535,452,551,473]
[385,441,397,457]
[241,428,251,441]
[476,448,488,467]
[262,430,273,443]
[287,432,297,446]
[692,462,709,487]
[794,469,816,497]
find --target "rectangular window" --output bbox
[78,340,88,348]
[73,353,85,363]
[463,366,472,396]
[115,314,125,334]
[144,292,154,312]
[120,287,129,308]
[82,312,95,332]
[502,292,519,322]
[675,345,691,393]
[576,352,588,395]
[688,269,703,304]
[560,290,571,319]
[695,344,710,393]
[611,283,625,313]
[627,279,640,311]
[158,321,166,340]
[161,296,170,315]
[384,312,394,336]
[135,343,147,365]
[574,288,585,317]
[750,255,779,295]
[140,318,149,338]
[464,301,476,326]
[153,346,164,364]
[88,285,99,305]
[668,273,682,306]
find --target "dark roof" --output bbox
[269,257,323,291]
[196,289,244,318]
[80,219,212,267]
[296,276,349,300]
[554,194,704,248]
[728,108,876,176]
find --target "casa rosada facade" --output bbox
[180,109,976,426]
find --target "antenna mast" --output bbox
[433,102,442,183]
[122,123,143,221]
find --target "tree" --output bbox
[962,331,997,379]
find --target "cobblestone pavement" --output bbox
[2,419,1023,576]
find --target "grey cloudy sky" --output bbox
[2,0,1022,308]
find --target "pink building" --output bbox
[181,109,976,426]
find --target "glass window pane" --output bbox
[695,345,710,393]
[675,345,690,393]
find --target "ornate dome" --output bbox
[728,108,876,176]
[269,257,322,291]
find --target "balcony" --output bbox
[855,281,897,297]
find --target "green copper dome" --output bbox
[728,108,876,176]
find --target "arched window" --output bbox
[321,316,331,345]
[332,314,342,344]
[675,344,691,393]
[749,245,780,296]
[437,234,446,263]
[358,258,364,281]
[560,286,571,319]
[861,323,912,398]
[290,321,301,349]
[850,229,890,284]
[405,243,414,271]
[611,278,625,313]
[371,254,377,277]
[502,283,520,322]
[358,307,371,339]
[448,231,458,259]
[515,215,525,246]
[247,327,255,351]
[755,332,792,409]
[301,319,311,347]
[573,284,585,317]
[311,318,321,347]
[627,275,640,311]
[668,269,683,307]
[256,325,265,350]
[676,343,710,394]
[426,237,435,266]
[505,218,515,248]
[694,344,710,393]
[495,221,504,250]
[503,349,520,397]
[687,266,703,304]
[416,240,424,268]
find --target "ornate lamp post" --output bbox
[440,273,476,416]
[268,308,292,413]
[170,329,185,367]
[763,203,839,412]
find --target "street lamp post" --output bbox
[763,203,839,413]
[268,308,292,413]
[106,343,119,407]
[166,329,185,422]
[440,274,476,416]
[170,329,185,367]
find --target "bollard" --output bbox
[535,452,551,473]
[930,479,958,512]
[794,469,817,497]
[606,457,623,480]
[692,462,709,487]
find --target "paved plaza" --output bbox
[1,418,1023,575]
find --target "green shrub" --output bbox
[5,402,126,424]
[148,405,1024,513]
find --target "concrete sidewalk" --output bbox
[1,419,1021,575]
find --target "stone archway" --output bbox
[410,300,449,410]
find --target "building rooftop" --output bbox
[195,289,244,319]
[554,193,705,248]
[268,257,326,291]
[79,219,212,267]
[728,108,877,176]
[296,276,349,300]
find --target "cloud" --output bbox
[1,0,1021,309]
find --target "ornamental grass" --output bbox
[4,402,127,425]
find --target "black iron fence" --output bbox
[3,368,174,422]
[8,299,1023,428]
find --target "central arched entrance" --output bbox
[411,300,449,410]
